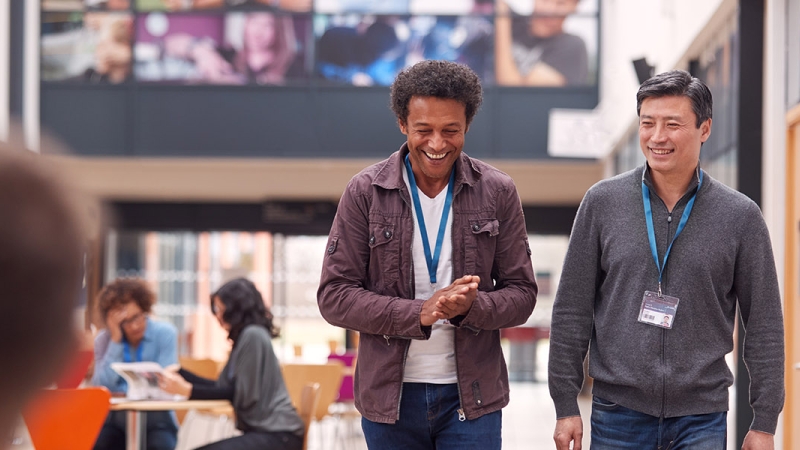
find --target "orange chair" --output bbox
[22,387,111,450]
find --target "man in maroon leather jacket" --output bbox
[317,60,537,449]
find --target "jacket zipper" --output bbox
[394,239,415,420]
[395,340,410,420]
[453,327,466,421]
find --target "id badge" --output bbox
[638,291,679,329]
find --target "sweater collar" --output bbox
[641,162,703,198]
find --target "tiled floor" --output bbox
[306,381,592,450]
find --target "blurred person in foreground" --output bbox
[495,0,588,86]
[92,278,178,450]
[317,60,537,449]
[0,140,89,442]
[158,278,304,450]
[548,70,784,450]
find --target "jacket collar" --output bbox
[373,143,482,194]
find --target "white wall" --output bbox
[598,0,732,154]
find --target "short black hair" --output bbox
[211,277,279,345]
[636,69,713,128]
[390,60,483,126]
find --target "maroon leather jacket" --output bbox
[317,145,537,423]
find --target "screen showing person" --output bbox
[406,16,493,83]
[314,0,409,14]
[136,0,224,10]
[409,0,493,14]
[135,12,307,84]
[42,12,133,84]
[42,0,131,10]
[315,15,492,87]
[315,15,408,86]
[495,0,598,87]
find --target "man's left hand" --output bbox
[435,275,479,318]
[742,430,774,450]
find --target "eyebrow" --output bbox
[640,114,686,121]
[411,121,462,128]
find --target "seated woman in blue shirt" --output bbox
[92,278,179,450]
[158,278,304,450]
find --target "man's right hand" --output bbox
[106,308,128,343]
[554,416,583,450]
[420,276,479,326]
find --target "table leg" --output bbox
[125,410,147,450]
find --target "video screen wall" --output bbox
[41,0,599,88]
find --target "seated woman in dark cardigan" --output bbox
[158,278,304,450]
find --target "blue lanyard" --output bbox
[123,340,144,363]
[642,168,703,295]
[404,154,455,285]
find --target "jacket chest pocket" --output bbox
[463,218,499,275]
[367,221,399,289]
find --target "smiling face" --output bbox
[638,95,711,181]
[399,96,468,197]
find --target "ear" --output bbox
[398,119,408,135]
[700,118,712,142]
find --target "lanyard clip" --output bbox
[658,282,663,297]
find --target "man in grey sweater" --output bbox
[548,70,785,449]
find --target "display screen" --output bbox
[41,0,599,87]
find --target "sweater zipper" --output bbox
[660,211,672,418]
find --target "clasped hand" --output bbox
[420,275,480,326]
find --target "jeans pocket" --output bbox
[591,396,619,411]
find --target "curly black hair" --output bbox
[390,60,483,126]
[211,277,279,345]
[97,278,155,322]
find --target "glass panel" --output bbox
[104,230,341,362]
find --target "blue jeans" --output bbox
[590,396,726,450]
[361,383,501,450]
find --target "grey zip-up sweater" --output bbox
[548,165,785,434]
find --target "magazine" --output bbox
[110,362,185,401]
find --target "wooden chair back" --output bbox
[177,357,230,423]
[298,382,321,450]
[281,363,344,421]
[22,387,111,450]
[179,357,221,378]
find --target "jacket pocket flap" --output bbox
[368,223,395,248]
[468,219,499,236]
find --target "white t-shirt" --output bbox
[402,168,457,384]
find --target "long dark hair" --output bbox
[211,277,279,345]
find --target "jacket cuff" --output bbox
[392,299,431,339]
[456,291,485,330]
[552,395,582,419]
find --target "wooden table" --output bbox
[110,399,231,450]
